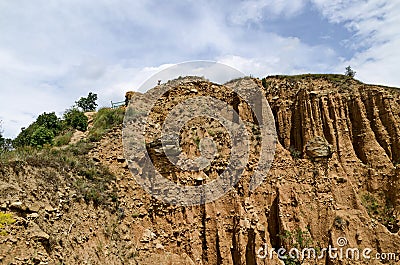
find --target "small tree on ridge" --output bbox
[76,92,98,112]
[345,66,356,78]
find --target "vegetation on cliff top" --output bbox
[0,92,125,209]
[0,140,118,208]
[88,107,125,142]
[262,73,361,86]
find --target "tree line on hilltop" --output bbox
[0,92,98,151]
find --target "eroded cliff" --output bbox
[1,75,399,265]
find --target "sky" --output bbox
[1,0,399,138]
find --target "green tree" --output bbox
[2,138,13,151]
[13,126,34,147]
[30,126,54,147]
[36,112,61,135]
[63,108,88,131]
[0,121,9,152]
[13,112,61,147]
[76,92,98,112]
[0,121,4,148]
[262,78,268,88]
[0,125,13,151]
[345,66,356,78]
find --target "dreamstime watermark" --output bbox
[122,61,277,206]
[257,237,400,262]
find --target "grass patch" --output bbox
[361,192,398,233]
[207,130,216,137]
[361,193,379,215]
[193,136,201,149]
[278,227,314,264]
[88,107,125,142]
[0,212,15,236]
[289,146,302,159]
[132,212,140,218]
[53,130,74,146]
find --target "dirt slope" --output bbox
[1,75,400,265]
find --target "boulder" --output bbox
[305,136,333,158]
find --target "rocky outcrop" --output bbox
[305,136,333,159]
[1,75,399,264]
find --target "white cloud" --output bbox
[311,0,400,86]
[229,0,307,24]
[1,0,400,138]
[218,32,339,77]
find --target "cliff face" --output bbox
[265,75,400,219]
[1,75,400,265]
[260,76,400,263]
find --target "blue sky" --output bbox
[1,0,399,138]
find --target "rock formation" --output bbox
[0,74,399,264]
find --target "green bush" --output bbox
[30,126,54,147]
[13,124,38,148]
[289,146,302,159]
[13,112,61,148]
[0,139,11,153]
[0,122,12,152]
[64,108,88,131]
[0,132,4,148]
[88,107,124,142]
[0,134,12,153]
[262,78,268,88]
[36,112,61,134]
[13,129,27,148]
[362,193,379,215]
